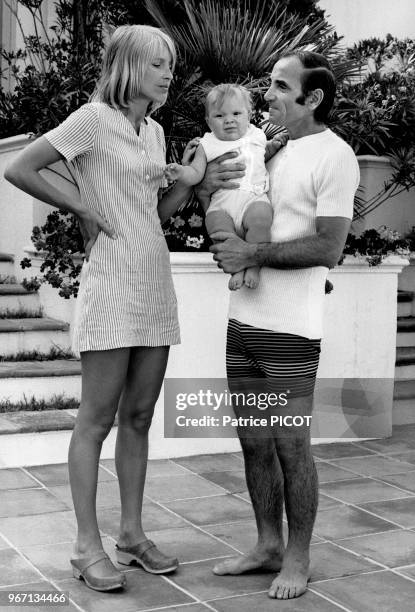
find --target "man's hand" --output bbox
[195,151,246,212]
[209,232,258,274]
[78,209,117,261]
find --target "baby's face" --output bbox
[206,93,250,141]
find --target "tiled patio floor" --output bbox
[2,426,415,611]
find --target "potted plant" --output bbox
[329,35,415,236]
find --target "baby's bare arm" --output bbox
[165,145,207,185]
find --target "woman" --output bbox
[5,25,193,592]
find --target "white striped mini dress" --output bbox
[44,102,180,353]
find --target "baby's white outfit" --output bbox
[199,124,270,234]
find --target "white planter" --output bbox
[399,254,415,296]
[0,135,79,280]
[20,251,408,456]
[0,134,33,277]
[355,155,415,236]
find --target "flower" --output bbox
[341,226,411,266]
[185,235,205,249]
[173,217,185,228]
[162,204,210,251]
[188,213,203,228]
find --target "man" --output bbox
[199,52,360,600]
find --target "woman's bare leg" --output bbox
[116,346,169,545]
[69,348,130,561]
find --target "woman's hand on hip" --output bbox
[78,209,117,261]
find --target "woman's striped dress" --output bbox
[44,102,180,353]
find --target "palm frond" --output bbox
[146,0,333,80]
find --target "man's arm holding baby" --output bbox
[194,150,246,212]
[209,217,350,272]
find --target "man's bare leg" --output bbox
[213,434,285,575]
[268,394,317,599]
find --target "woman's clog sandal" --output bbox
[71,551,126,591]
[116,539,179,574]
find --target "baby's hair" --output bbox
[205,83,252,116]
[92,24,176,113]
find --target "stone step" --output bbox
[389,381,414,426]
[396,346,415,366]
[0,360,81,402]
[0,284,41,312]
[393,398,415,425]
[397,317,415,347]
[395,348,415,378]
[0,318,71,355]
[398,301,412,317]
[0,253,14,277]
[394,379,415,399]
[395,364,415,380]
[395,345,415,378]
[0,359,81,378]
[398,317,415,332]
[398,290,414,317]
[398,290,414,302]
[0,284,37,295]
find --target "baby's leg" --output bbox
[205,211,245,291]
[241,201,273,289]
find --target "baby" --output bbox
[165,83,286,290]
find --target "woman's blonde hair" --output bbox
[93,25,176,112]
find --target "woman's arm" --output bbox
[4,136,116,259]
[157,137,201,224]
[157,182,193,225]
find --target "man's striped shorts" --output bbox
[226,318,321,398]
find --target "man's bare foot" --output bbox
[229,271,245,291]
[268,558,310,600]
[243,266,259,289]
[213,547,283,575]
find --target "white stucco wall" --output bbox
[19,251,407,460]
[318,0,415,45]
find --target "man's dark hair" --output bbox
[282,51,336,123]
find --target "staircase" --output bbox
[0,252,81,404]
[395,288,415,424]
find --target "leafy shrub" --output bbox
[5,3,413,298]
[0,0,106,138]
[341,226,410,267]
[329,36,415,219]
[21,211,83,298]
